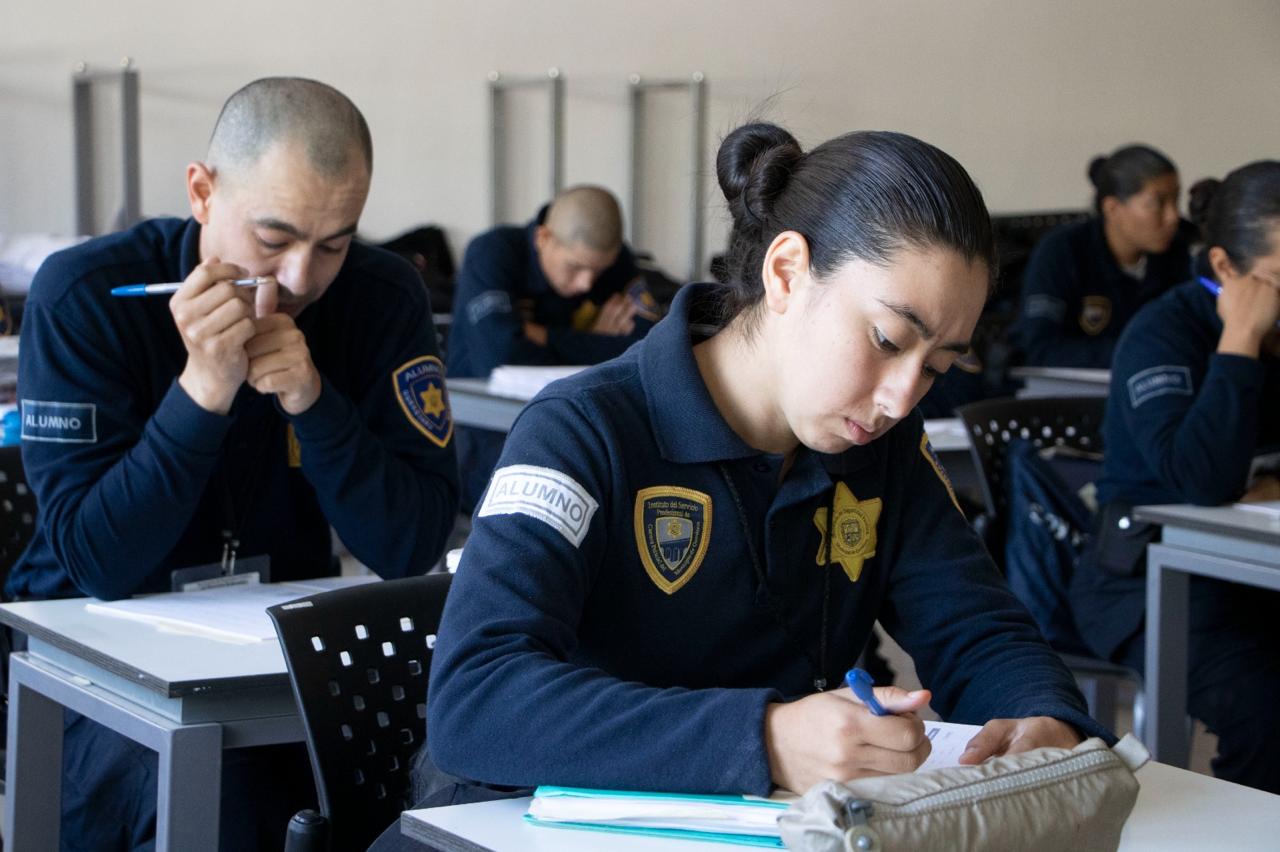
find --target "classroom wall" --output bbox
[3,0,1278,280]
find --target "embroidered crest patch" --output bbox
[634,486,712,595]
[571,300,599,331]
[392,356,452,448]
[286,424,301,468]
[1079,296,1113,335]
[813,482,882,583]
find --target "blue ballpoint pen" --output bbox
[110,276,271,297]
[1197,276,1222,297]
[1198,276,1280,328]
[844,667,889,716]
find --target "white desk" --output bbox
[398,761,1280,851]
[1010,366,1110,398]
[1134,503,1280,767]
[0,579,367,852]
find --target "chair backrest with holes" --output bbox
[957,396,1107,529]
[267,572,451,852]
[0,445,37,585]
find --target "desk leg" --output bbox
[156,722,223,852]
[5,669,64,850]
[1145,543,1190,767]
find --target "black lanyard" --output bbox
[216,400,279,572]
[717,463,834,692]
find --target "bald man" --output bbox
[449,187,659,511]
[10,77,457,849]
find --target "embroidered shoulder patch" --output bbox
[393,356,452,448]
[21,399,97,444]
[626,277,661,321]
[634,486,712,595]
[1127,365,1193,409]
[920,432,962,514]
[465,290,512,325]
[1023,294,1067,323]
[478,465,599,547]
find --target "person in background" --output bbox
[366,125,1112,852]
[448,186,658,513]
[1071,161,1280,794]
[1011,144,1193,367]
[10,77,458,850]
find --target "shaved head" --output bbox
[544,185,625,253]
[206,77,372,181]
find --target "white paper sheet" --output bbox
[84,576,378,643]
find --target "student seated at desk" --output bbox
[1011,145,1193,368]
[8,77,459,850]
[382,125,1112,847]
[1071,161,1280,794]
[447,187,659,513]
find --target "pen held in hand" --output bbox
[110,276,272,297]
[1198,276,1280,329]
[844,667,890,716]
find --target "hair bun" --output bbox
[1187,177,1221,230]
[716,122,803,233]
[1086,155,1109,189]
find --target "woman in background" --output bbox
[1012,144,1192,367]
[1072,161,1280,793]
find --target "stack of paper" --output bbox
[84,576,377,643]
[1235,499,1280,520]
[524,720,984,846]
[487,365,585,400]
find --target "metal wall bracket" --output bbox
[488,68,565,225]
[627,72,707,281]
[72,57,141,236]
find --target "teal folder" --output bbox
[523,785,790,848]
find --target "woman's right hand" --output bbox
[764,686,932,794]
[1217,273,1280,358]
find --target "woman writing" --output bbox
[424,124,1108,804]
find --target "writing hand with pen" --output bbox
[763,668,1081,794]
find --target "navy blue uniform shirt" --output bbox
[1011,218,1192,367]
[429,283,1109,796]
[1073,281,1280,659]
[446,208,656,380]
[8,217,459,601]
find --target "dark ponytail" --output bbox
[715,122,996,325]
[1087,144,1177,216]
[1187,177,1220,232]
[1197,161,1280,277]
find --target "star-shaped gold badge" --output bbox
[813,481,882,583]
[419,385,446,418]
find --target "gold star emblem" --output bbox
[418,384,446,418]
[813,481,882,583]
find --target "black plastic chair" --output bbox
[0,445,37,576]
[0,444,36,801]
[956,396,1143,736]
[268,573,452,852]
